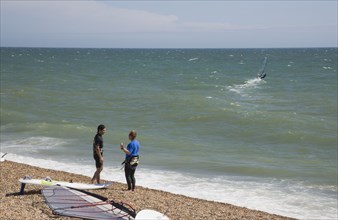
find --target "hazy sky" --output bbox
[1,0,337,48]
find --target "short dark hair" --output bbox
[97,124,106,133]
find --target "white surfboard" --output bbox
[135,209,169,220]
[19,177,113,190]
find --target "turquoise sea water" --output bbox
[1,48,337,219]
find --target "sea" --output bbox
[1,47,337,219]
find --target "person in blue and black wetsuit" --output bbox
[120,130,140,191]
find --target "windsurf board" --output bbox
[19,177,113,190]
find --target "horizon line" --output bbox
[1,46,337,50]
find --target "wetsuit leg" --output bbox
[125,165,132,190]
[130,168,136,190]
[125,165,137,190]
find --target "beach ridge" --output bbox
[0,160,295,220]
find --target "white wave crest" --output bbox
[1,137,66,152]
[227,78,264,95]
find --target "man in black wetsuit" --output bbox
[91,124,106,184]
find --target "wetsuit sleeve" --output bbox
[94,135,103,147]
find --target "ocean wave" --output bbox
[1,136,66,153]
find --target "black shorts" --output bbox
[94,154,103,168]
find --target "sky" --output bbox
[0,0,337,48]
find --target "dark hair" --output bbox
[97,124,106,133]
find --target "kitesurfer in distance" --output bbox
[91,124,106,184]
[257,71,266,79]
[257,57,268,79]
[120,130,140,191]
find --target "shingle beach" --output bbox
[0,160,295,220]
